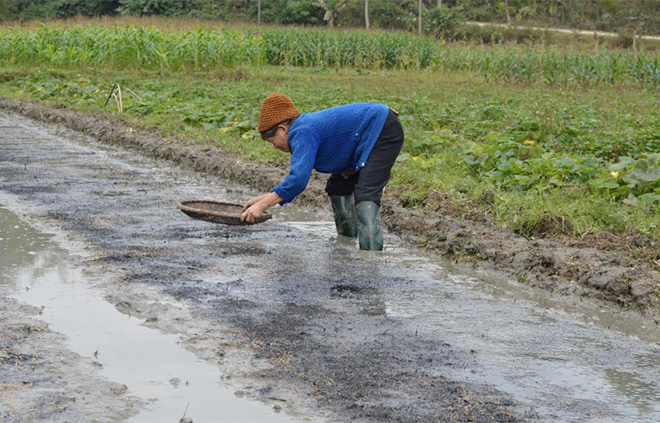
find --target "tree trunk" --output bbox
[505,0,511,25]
[365,0,370,30]
[257,0,261,25]
[593,30,599,51]
[437,0,442,8]
[418,0,422,35]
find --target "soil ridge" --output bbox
[1,97,658,318]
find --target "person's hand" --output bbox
[241,202,265,223]
[243,194,266,211]
[240,192,283,223]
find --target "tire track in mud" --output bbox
[1,109,660,423]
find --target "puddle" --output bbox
[383,247,660,422]
[273,217,660,423]
[0,204,296,423]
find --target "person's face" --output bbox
[264,125,291,153]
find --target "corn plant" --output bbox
[1,23,660,89]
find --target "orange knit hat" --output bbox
[258,92,300,132]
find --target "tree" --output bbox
[275,0,324,25]
[609,0,660,47]
[314,0,349,28]
[0,0,120,20]
[0,0,13,20]
[365,0,369,30]
[117,0,198,16]
[424,4,462,38]
[456,0,499,21]
[53,0,120,18]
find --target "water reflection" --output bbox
[1,204,296,423]
[0,205,53,273]
[604,368,659,415]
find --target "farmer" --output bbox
[241,92,404,251]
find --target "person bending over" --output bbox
[241,92,404,251]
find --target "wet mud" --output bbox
[1,103,660,423]
[1,204,297,423]
[0,213,140,423]
[0,299,139,423]
[1,98,657,318]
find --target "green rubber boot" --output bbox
[330,195,358,238]
[356,201,383,251]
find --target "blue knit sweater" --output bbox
[270,103,390,204]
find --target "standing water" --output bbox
[281,217,660,423]
[0,204,296,423]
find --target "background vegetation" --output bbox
[2,0,660,39]
[3,24,660,87]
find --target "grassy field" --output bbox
[0,18,658,258]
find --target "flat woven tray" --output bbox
[178,200,272,225]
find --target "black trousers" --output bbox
[325,110,404,206]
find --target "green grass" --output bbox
[0,19,659,255]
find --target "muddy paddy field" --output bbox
[2,104,660,423]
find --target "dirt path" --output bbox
[466,21,660,41]
[1,104,660,422]
[1,98,658,318]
